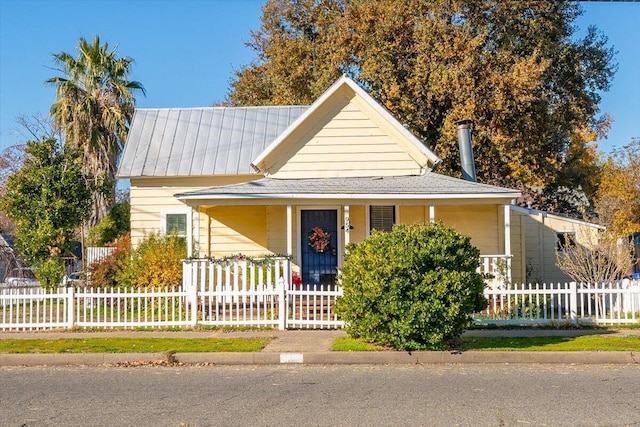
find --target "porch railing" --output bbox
[478,255,512,288]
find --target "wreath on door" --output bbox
[308,226,331,253]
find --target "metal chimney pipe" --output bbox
[456,119,477,182]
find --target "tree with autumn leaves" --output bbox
[228,0,616,215]
[595,139,640,237]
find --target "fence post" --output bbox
[67,286,75,329]
[183,260,198,326]
[182,259,192,289]
[569,281,577,324]
[188,280,198,326]
[278,276,286,331]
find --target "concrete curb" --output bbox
[0,352,166,367]
[1,351,637,367]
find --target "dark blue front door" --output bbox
[301,209,338,287]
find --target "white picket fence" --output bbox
[0,257,346,331]
[3,257,639,331]
[475,279,640,325]
[85,246,116,267]
[0,285,193,331]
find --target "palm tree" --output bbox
[47,36,145,227]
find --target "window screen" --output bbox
[370,206,395,233]
[166,213,187,238]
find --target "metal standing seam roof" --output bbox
[175,173,522,201]
[117,106,309,178]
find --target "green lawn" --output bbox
[460,335,640,351]
[333,335,640,352]
[0,337,268,354]
[2,334,639,354]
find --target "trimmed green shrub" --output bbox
[335,223,487,351]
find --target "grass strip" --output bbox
[333,335,640,352]
[460,335,640,351]
[0,337,268,354]
[333,337,387,351]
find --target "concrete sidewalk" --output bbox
[0,328,638,366]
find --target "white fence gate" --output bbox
[183,257,344,330]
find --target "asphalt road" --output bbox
[2,364,639,427]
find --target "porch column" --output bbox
[503,204,511,256]
[343,205,351,248]
[286,204,292,256]
[193,206,200,257]
[187,206,195,257]
[429,206,435,223]
[504,204,512,283]
[286,204,293,293]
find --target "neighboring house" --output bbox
[509,206,604,284]
[117,76,597,286]
[0,234,32,282]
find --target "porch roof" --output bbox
[175,173,521,203]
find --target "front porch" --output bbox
[182,202,516,288]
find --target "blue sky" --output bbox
[1,0,638,157]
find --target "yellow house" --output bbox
[119,76,558,286]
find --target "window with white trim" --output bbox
[370,205,395,233]
[165,213,187,239]
[160,209,192,256]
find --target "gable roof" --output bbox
[250,76,441,175]
[175,173,520,203]
[118,106,308,178]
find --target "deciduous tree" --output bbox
[0,138,92,267]
[556,227,634,284]
[595,139,640,237]
[229,0,615,211]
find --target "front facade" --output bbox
[118,76,589,286]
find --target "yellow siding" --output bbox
[509,211,525,284]
[129,175,256,249]
[347,205,367,244]
[399,206,426,225]
[266,206,291,255]
[268,96,423,178]
[208,206,268,256]
[437,205,501,254]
